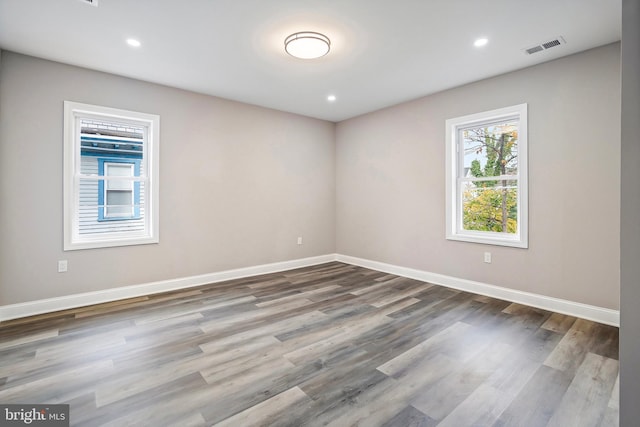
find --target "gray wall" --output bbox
[0,43,624,314]
[336,43,621,310]
[620,0,640,424]
[0,52,336,305]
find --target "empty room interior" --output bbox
[0,1,639,426]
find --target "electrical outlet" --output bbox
[58,260,68,272]
[297,236,303,245]
[484,252,492,264]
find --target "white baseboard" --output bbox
[0,254,336,322]
[336,254,620,327]
[1,253,620,327]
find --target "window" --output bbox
[445,104,528,248]
[64,101,159,250]
[99,160,141,220]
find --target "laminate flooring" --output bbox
[0,262,619,426]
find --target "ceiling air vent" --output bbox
[525,45,544,55]
[523,36,566,55]
[79,0,99,6]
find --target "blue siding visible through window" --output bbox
[97,158,141,221]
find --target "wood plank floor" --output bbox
[0,262,619,426]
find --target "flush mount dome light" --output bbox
[285,32,330,59]
[126,38,141,47]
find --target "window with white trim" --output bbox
[99,160,141,221]
[445,104,528,248]
[64,101,159,250]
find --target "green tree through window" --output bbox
[462,123,518,233]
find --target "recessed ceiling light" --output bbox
[126,38,141,48]
[285,32,330,59]
[327,95,337,102]
[474,38,488,47]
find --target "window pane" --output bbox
[78,177,100,235]
[462,120,518,178]
[462,180,518,233]
[106,190,133,217]
[106,164,133,176]
[80,119,145,160]
[77,178,144,235]
[107,177,133,191]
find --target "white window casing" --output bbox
[63,101,159,250]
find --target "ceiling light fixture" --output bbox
[285,32,330,59]
[327,95,337,102]
[474,38,488,47]
[126,38,141,48]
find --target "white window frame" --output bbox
[445,103,528,248]
[64,101,159,250]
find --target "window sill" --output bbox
[446,233,528,249]
[64,235,158,251]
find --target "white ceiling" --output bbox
[0,0,621,122]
